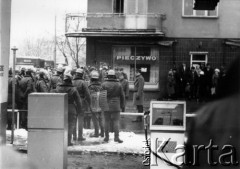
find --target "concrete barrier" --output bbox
[28,93,68,169]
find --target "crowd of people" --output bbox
[167,63,226,102]
[7,65,145,146]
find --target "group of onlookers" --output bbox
[167,63,226,102]
[7,65,147,146]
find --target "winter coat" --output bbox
[88,81,102,92]
[36,78,50,93]
[204,68,214,86]
[179,66,189,85]
[54,81,82,116]
[72,77,91,111]
[7,75,19,109]
[101,78,125,112]
[19,75,36,108]
[88,81,105,112]
[119,79,129,98]
[133,74,145,106]
[167,74,175,96]
[50,74,63,90]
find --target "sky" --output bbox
[10,0,87,48]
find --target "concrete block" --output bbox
[28,129,67,169]
[28,93,68,129]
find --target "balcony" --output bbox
[65,13,165,37]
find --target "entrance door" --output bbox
[190,51,208,68]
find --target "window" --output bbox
[113,0,124,13]
[113,46,159,85]
[183,0,218,17]
[124,0,148,14]
[190,51,208,68]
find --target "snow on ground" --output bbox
[6,129,147,154]
[69,130,146,154]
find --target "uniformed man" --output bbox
[88,70,104,137]
[72,68,91,141]
[54,70,82,146]
[36,69,50,92]
[101,69,125,143]
[19,68,36,129]
[50,66,64,90]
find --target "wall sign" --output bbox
[116,55,157,61]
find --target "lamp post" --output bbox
[11,46,18,144]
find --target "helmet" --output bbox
[215,68,220,73]
[91,71,99,79]
[108,69,115,76]
[56,67,64,73]
[31,67,36,73]
[39,69,46,75]
[26,68,33,73]
[63,71,72,80]
[76,68,84,74]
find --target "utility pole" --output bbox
[11,46,18,144]
[54,14,57,68]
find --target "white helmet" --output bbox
[108,69,115,76]
[91,71,99,79]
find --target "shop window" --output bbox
[183,0,218,17]
[113,46,159,85]
[130,64,150,82]
[113,0,124,13]
[190,52,208,68]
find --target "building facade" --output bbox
[66,0,240,100]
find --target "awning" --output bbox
[90,39,176,47]
[65,29,164,38]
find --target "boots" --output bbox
[114,137,123,143]
[78,115,86,141]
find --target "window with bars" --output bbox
[183,0,218,17]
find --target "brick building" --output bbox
[66,0,240,100]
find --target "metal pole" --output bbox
[134,47,136,81]
[54,14,57,68]
[11,46,18,144]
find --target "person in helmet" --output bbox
[101,69,125,143]
[72,68,91,141]
[50,66,64,90]
[54,70,82,146]
[36,69,50,92]
[88,70,104,137]
[18,68,36,129]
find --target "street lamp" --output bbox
[11,46,18,144]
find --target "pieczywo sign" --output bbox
[116,55,158,61]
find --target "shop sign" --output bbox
[16,58,35,65]
[116,55,157,61]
